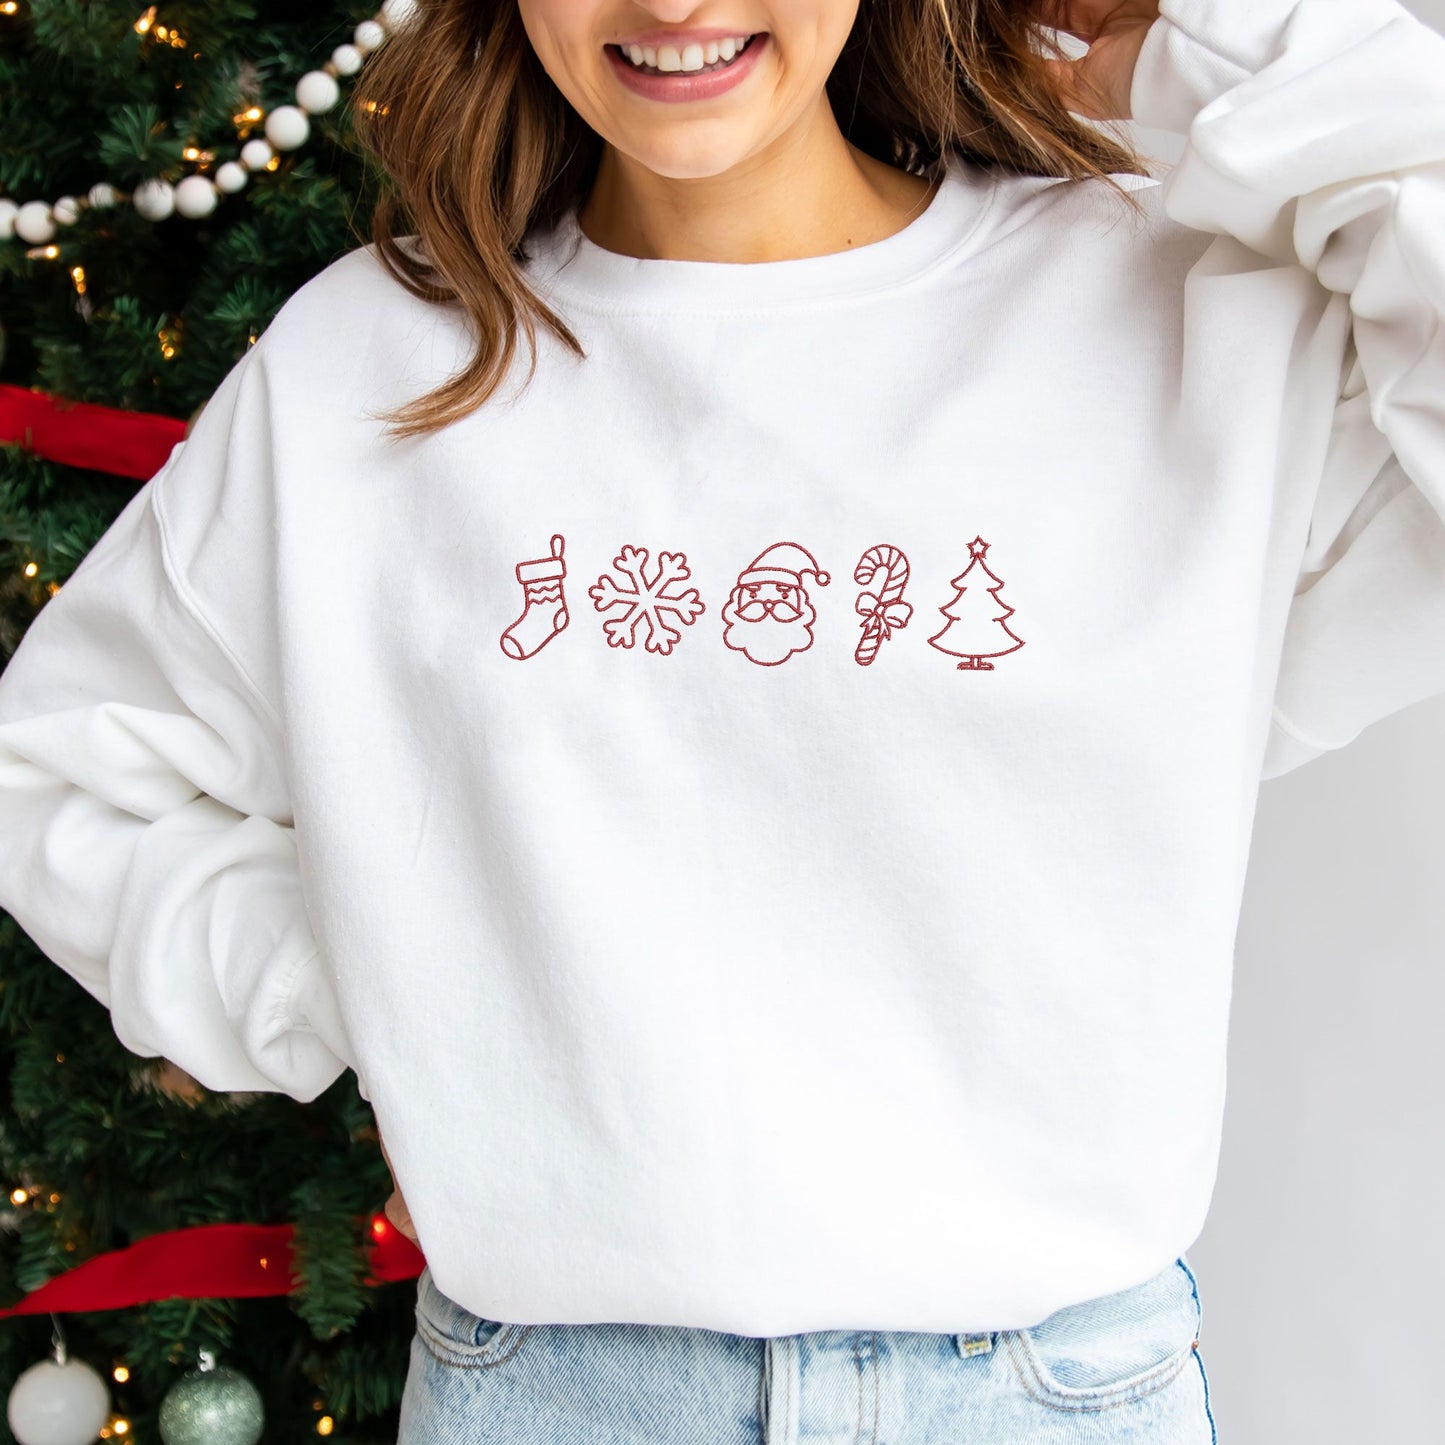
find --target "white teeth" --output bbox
[619,34,754,74]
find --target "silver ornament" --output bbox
[158,1356,263,1445]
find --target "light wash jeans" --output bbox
[398,1253,1217,1443]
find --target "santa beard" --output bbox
[721,594,819,666]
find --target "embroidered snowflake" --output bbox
[588,545,706,655]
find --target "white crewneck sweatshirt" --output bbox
[1,0,1442,1337]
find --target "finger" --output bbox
[1037,57,1096,118]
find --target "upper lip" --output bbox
[611,27,759,48]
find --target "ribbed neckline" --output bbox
[524,153,998,314]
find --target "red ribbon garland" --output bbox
[0,1215,425,1318]
[0,384,186,482]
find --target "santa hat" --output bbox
[737,542,830,589]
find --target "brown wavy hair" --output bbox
[349,1,1147,441]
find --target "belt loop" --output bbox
[759,1335,801,1445]
[955,1330,996,1358]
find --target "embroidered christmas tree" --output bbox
[927,535,1026,671]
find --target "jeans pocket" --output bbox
[413,1263,535,1369]
[1002,1255,1202,1412]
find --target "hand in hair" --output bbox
[1035,0,1160,121]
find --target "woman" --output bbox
[0,0,1441,1439]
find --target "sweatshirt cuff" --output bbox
[1128,0,1301,135]
[285,947,359,1079]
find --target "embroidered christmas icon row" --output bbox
[498,534,1026,670]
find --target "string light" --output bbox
[316,1419,335,1437]
[23,561,38,578]
[70,265,86,294]
[113,1364,131,1383]
[133,5,155,35]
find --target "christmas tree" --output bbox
[927,535,1026,670]
[0,2,420,1437]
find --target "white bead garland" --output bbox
[239,138,274,171]
[2,3,405,247]
[133,179,175,221]
[296,70,341,114]
[353,20,386,54]
[15,201,56,244]
[215,161,249,194]
[263,104,310,150]
[175,175,220,218]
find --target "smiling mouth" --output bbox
[608,34,765,78]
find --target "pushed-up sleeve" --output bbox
[1127,0,1445,778]
[0,345,355,1101]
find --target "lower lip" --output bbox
[605,33,768,103]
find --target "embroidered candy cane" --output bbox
[852,544,914,667]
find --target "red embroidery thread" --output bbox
[588,545,705,654]
[499,534,569,661]
[928,535,1025,670]
[852,544,913,666]
[721,542,831,667]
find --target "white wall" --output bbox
[1126,3,1445,1439]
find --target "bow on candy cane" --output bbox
[856,592,914,639]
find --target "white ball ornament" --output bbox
[263,104,310,151]
[240,138,274,171]
[331,43,363,76]
[0,199,17,241]
[296,70,340,114]
[133,178,175,221]
[6,1355,111,1445]
[174,175,219,219]
[15,201,56,244]
[215,161,249,194]
[353,19,386,53]
[87,182,118,208]
[52,196,81,226]
[381,0,419,29]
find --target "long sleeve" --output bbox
[0,347,356,1102]
[1128,0,1445,777]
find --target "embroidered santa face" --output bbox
[721,542,830,666]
